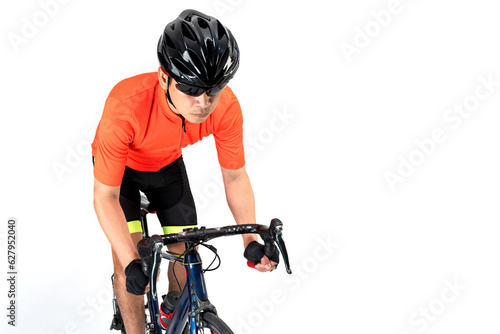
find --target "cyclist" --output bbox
[92,9,279,333]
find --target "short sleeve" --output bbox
[92,97,136,186]
[213,97,245,170]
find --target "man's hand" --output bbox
[244,241,279,272]
[125,259,150,295]
[254,255,278,272]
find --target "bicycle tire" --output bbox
[183,312,234,334]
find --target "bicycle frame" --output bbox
[111,194,290,334]
[145,245,215,333]
[141,211,214,334]
[167,247,215,334]
[137,201,292,333]
[140,211,159,334]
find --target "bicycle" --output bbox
[110,195,292,333]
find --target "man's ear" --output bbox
[158,67,168,90]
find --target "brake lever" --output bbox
[275,233,292,274]
[150,244,162,301]
[137,235,163,300]
[269,219,292,274]
[256,225,276,261]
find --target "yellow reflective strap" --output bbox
[166,251,185,260]
[162,225,197,235]
[127,220,143,234]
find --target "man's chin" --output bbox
[188,114,209,123]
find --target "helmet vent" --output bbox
[187,50,205,76]
[183,12,193,22]
[181,22,196,41]
[219,48,230,72]
[172,58,194,77]
[164,34,175,49]
[197,17,209,29]
[217,21,226,40]
[206,39,214,58]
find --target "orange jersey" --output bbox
[91,72,245,186]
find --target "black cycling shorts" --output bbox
[94,156,197,234]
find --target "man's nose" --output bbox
[194,93,209,108]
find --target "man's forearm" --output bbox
[222,167,259,248]
[93,181,138,269]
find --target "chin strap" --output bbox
[166,76,176,109]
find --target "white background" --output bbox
[1,0,500,333]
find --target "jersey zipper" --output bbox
[179,117,186,147]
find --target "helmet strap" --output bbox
[165,76,177,109]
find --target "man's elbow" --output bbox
[93,178,120,208]
[221,166,248,184]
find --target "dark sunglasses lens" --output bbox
[176,83,204,97]
[206,83,227,96]
[176,82,227,97]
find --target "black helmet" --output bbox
[157,9,240,88]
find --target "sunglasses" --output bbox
[175,81,227,97]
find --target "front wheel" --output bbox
[184,312,234,334]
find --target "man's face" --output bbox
[158,69,224,124]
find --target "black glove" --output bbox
[244,241,280,267]
[124,259,149,295]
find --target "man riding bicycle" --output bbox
[92,9,279,334]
